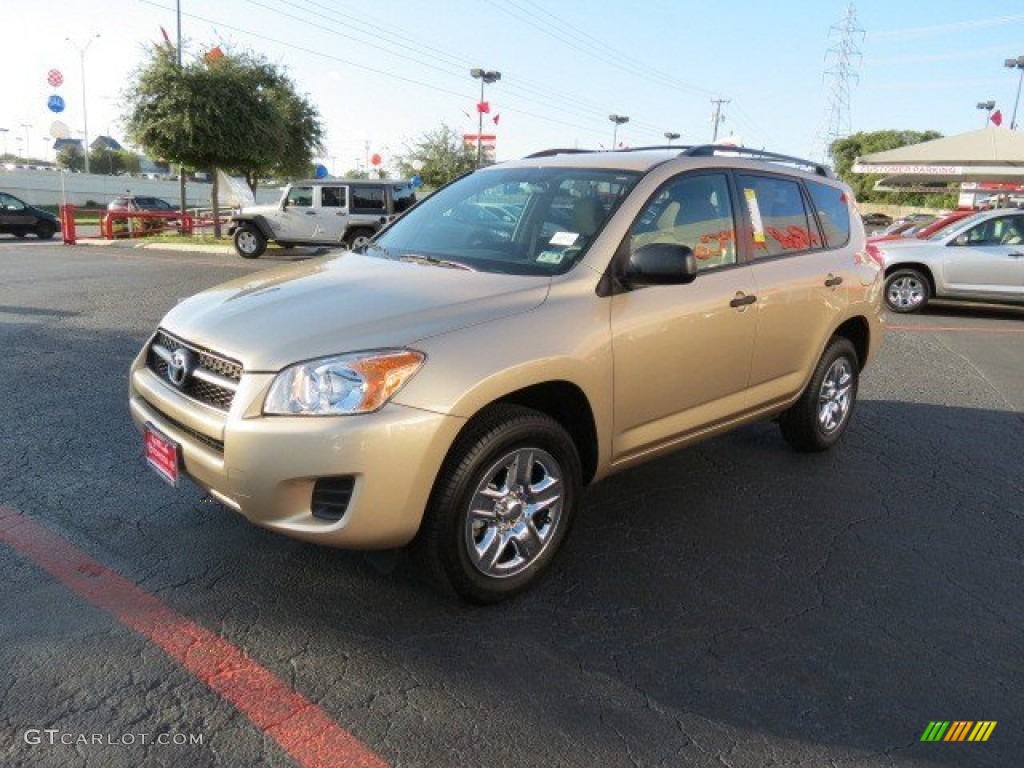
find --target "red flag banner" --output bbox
[476,101,490,114]
[991,109,1003,126]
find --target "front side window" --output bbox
[372,167,640,275]
[629,173,737,270]
[285,186,313,208]
[738,174,820,258]
[0,193,26,210]
[956,215,1024,246]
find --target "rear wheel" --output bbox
[779,337,859,453]
[415,404,581,603]
[233,224,266,259]
[343,227,375,250]
[884,268,930,313]
[36,222,56,240]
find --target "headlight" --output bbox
[264,349,425,415]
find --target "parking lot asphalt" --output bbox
[0,241,1021,767]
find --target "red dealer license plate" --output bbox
[144,424,180,487]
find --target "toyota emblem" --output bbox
[167,348,195,388]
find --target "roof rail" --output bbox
[523,148,597,159]
[681,145,832,177]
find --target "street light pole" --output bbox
[977,100,996,127]
[66,33,100,174]
[20,124,31,161]
[664,131,681,145]
[609,114,629,149]
[0,128,7,157]
[470,68,501,168]
[1005,56,1024,129]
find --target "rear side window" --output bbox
[393,185,417,214]
[737,174,820,258]
[806,180,851,248]
[351,187,386,212]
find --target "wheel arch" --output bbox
[231,215,274,239]
[832,316,871,371]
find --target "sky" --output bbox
[3,0,1024,172]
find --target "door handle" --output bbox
[1008,252,1024,258]
[824,274,843,287]
[729,293,757,308]
[305,211,317,216]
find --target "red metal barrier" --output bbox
[59,204,77,245]
[102,210,194,239]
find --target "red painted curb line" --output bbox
[0,507,388,768]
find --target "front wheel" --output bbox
[884,268,930,313]
[233,224,266,259]
[36,222,56,240]
[779,337,859,453]
[415,404,581,603]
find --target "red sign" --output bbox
[47,69,63,87]
[144,425,180,486]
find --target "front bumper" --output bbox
[129,353,464,549]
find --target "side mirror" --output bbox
[623,243,698,287]
[952,234,968,246]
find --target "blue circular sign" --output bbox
[314,164,329,179]
[411,174,423,188]
[48,94,66,113]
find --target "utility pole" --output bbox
[178,0,187,216]
[710,98,730,142]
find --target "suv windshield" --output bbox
[371,167,641,275]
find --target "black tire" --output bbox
[233,223,267,259]
[414,404,581,604]
[779,337,859,453]
[343,227,375,250]
[36,222,56,240]
[884,268,930,313]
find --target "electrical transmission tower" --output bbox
[813,2,864,162]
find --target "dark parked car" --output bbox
[861,212,893,228]
[0,191,60,239]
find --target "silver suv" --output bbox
[228,178,417,257]
[131,146,884,602]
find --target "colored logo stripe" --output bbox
[920,720,996,742]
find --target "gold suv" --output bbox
[129,146,884,603]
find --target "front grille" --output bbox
[311,477,355,521]
[147,330,242,411]
[143,399,225,453]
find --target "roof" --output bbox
[852,127,1024,186]
[293,178,413,186]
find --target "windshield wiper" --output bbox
[399,254,476,271]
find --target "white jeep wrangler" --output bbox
[228,178,417,258]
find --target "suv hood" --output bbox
[235,204,280,217]
[161,253,551,371]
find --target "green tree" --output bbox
[57,145,84,172]
[88,147,143,176]
[830,130,955,207]
[395,123,477,188]
[123,45,324,235]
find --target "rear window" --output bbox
[806,180,851,248]
[738,174,820,258]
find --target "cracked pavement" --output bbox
[0,241,1021,767]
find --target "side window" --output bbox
[392,186,416,213]
[351,187,386,212]
[320,186,346,208]
[806,180,851,248]
[286,186,313,208]
[738,174,820,258]
[629,173,736,270]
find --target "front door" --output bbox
[610,172,757,462]
[277,185,319,241]
[942,213,1024,300]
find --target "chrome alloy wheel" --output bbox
[465,447,564,579]
[818,357,853,434]
[887,275,925,310]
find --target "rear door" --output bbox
[309,185,349,242]
[735,173,848,409]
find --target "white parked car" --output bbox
[871,208,1024,312]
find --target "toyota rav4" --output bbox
[130,146,884,603]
